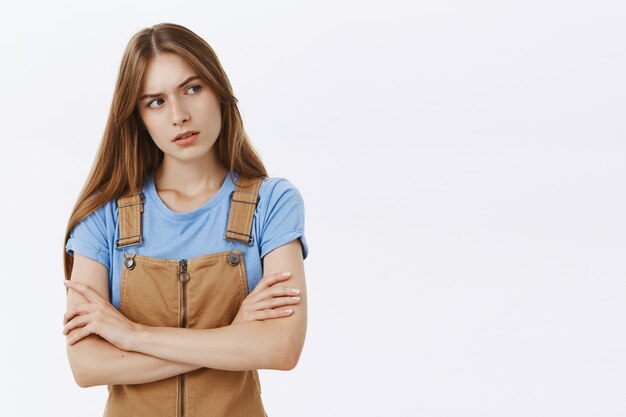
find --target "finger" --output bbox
[257,308,294,321]
[64,280,105,304]
[255,296,301,311]
[63,303,95,325]
[250,272,289,295]
[264,285,301,298]
[250,272,291,295]
[63,314,91,336]
[66,325,92,346]
[248,285,300,308]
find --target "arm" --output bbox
[65,253,202,388]
[128,239,308,371]
[68,335,200,388]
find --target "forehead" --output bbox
[141,53,196,90]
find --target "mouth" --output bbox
[173,130,200,142]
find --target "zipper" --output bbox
[178,259,189,326]
[177,259,190,417]
[178,373,185,417]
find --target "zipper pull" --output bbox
[177,259,190,284]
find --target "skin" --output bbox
[138,52,228,204]
[63,52,308,376]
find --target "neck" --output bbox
[154,150,228,198]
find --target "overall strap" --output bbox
[224,176,263,245]
[115,191,145,249]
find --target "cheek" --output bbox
[147,136,168,153]
[141,113,168,138]
[137,108,155,130]
[140,110,157,127]
[200,94,221,121]
[139,117,168,148]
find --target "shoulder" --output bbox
[66,197,119,270]
[254,176,308,258]
[67,195,124,248]
[256,176,305,216]
[74,197,118,232]
[258,176,304,202]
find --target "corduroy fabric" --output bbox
[104,177,267,417]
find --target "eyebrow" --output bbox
[139,75,202,101]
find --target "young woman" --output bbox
[62,22,308,417]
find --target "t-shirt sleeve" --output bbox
[259,178,309,260]
[65,204,111,271]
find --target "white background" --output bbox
[0,1,625,416]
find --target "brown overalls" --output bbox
[103,175,268,417]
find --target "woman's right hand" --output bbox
[232,272,301,325]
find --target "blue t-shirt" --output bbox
[65,170,308,310]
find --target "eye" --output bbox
[146,98,163,109]
[186,85,202,94]
[145,85,202,109]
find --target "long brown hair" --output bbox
[63,22,268,280]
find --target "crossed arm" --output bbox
[64,239,307,388]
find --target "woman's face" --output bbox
[136,53,222,161]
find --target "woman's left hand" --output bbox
[62,280,142,350]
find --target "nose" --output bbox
[171,97,190,127]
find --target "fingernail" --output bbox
[291,296,300,301]
[284,309,293,313]
[64,281,71,285]
[281,272,291,277]
[291,288,300,294]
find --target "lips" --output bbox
[173,130,199,142]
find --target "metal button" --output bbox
[227,252,240,266]
[124,257,135,270]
